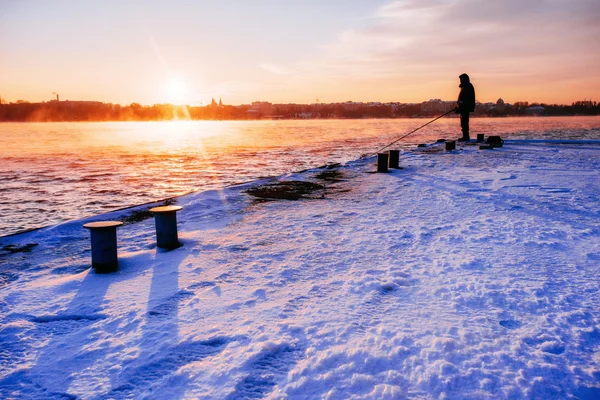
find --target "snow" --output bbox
[1,140,600,399]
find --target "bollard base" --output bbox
[445,140,456,151]
[92,261,119,273]
[157,239,182,250]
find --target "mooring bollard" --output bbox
[377,153,389,173]
[83,221,123,273]
[149,205,183,249]
[389,150,400,169]
[445,140,456,151]
[486,136,504,148]
[477,134,485,142]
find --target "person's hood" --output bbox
[459,73,470,87]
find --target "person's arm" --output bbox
[457,89,464,112]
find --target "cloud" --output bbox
[211,0,599,104]
[360,0,599,64]
[291,0,600,102]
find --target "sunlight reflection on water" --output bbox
[1,117,599,235]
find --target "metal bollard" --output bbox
[83,221,123,273]
[149,205,183,249]
[389,150,400,169]
[445,140,456,151]
[477,133,485,142]
[377,153,389,173]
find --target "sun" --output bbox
[165,77,188,105]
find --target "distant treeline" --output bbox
[0,100,598,122]
[499,101,600,117]
[0,102,254,122]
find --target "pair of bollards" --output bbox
[83,205,182,273]
[377,150,400,173]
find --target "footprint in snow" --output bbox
[461,259,488,271]
[226,343,303,400]
[0,370,77,400]
[499,319,522,330]
[586,253,600,261]
[22,313,109,337]
[253,289,267,300]
[187,281,217,290]
[466,188,491,193]
[147,289,195,317]
[279,295,310,319]
[523,335,566,355]
[348,285,399,337]
[31,314,107,323]
[226,245,249,252]
[49,264,90,275]
[0,271,20,288]
[100,337,230,399]
[541,187,572,193]
[539,341,566,355]
[215,272,234,283]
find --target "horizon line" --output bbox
[1,98,596,108]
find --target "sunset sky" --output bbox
[1,0,599,106]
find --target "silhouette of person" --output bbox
[456,73,476,141]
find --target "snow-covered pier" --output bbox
[1,141,599,399]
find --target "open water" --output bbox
[1,116,600,236]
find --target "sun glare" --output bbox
[165,77,188,105]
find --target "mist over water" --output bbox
[1,117,599,236]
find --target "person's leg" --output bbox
[460,112,470,140]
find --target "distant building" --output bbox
[496,98,505,112]
[64,100,104,108]
[525,105,545,116]
[250,101,273,117]
[484,98,506,115]
[421,99,455,113]
[343,101,362,112]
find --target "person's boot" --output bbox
[457,136,470,142]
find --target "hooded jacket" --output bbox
[457,73,476,113]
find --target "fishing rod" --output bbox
[363,108,455,158]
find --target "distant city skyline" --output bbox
[0,97,580,107]
[1,0,599,106]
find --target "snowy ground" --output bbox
[1,140,600,399]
